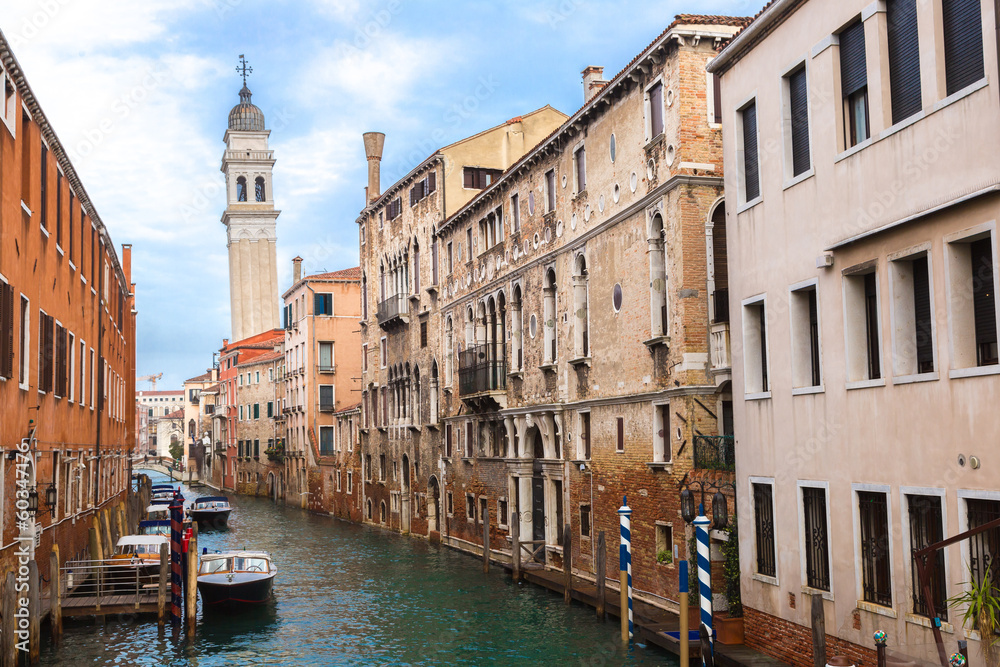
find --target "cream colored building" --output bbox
[183,368,218,476]
[710,0,999,663]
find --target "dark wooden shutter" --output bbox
[971,238,998,366]
[789,67,810,176]
[713,73,722,124]
[0,283,13,379]
[839,19,868,97]
[942,0,985,95]
[864,272,881,379]
[410,185,418,206]
[427,171,436,194]
[616,417,624,451]
[887,0,922,124]
[742,101,759,201]
[463,168,474,189]
[912,255,934,373]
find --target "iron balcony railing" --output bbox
[693,435,735,472]
[458,343,507,396]
[377,294,408,327]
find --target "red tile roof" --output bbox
[305,266,362,281]
[239,350,283,366]
[137,390,183,396]
[163,409,185,420]
[334,402,362,415]
[185,371,213,383]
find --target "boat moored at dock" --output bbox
[189,496,232,529]
[197,551,276,607]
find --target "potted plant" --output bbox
[264,441,285,464]
[948,566,1000,664]
[714,520,745,645]
[657,549,673,565]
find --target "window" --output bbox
[267,401,273,418]
[67,332,75,401]
[336,471,342,492]
[445,423,453,457]
[18,295,29,388]
[790,284,822,389]
[543,269,557,363]
[753,482,776,577]
[646,81,664,139]
[446,242,454,274]
[579,504,592,538]
[655,523,671,563]
[446,491,454,516]
[742,297,769,394]
[785,66,810,177]
[38,311,54,393]
[0,281,14,380]
[462,167,501,190]
[479,497,487,524]
[78,339,85,405]
[360,223,366,246]
[386,197,402,221]
[255,176,266,202]
[858,490,892,607]
[380,337,387,368]
[739,100,760,202]
[573,256,589,358]
[499,499,509,528]
[466,494,475,521]
[802,485,831,591]
[254,440,260,458]
[379,454,386,481]
[578,411,591,460]
[431,240,439,285]
[942,0,985,95]
[347,471,353,494]
[574,145,586,193]
[616,417,624,453]
[844,267,882,382]
[320,385,334,411]
[965,498,1000,603]
[465,423,473,457]
[947,232,999,370]
[409,172,436,205]
[362,343,368,373]
[320,426,334,455]
[466,227,473,257]
[56,172,63,248]
[711,74,722,124]
[420,321,427,348]
[314,293,333,316]
[653,404,670,462]
[544,170,556,213]
[510,193,520,232]
[890,252,935,376]
[887,0,922,124]
[907,494,947,619]
[253,403,260,419]
[840,19,869,147]
[40,145,48,230]
[239,405,244,420]
[236,176,247,202]
[319,342,334,371]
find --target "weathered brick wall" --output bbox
[744,606,876,667]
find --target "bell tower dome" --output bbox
[221,56,280,341]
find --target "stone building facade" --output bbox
[233,348,285,497]
[710,0,1000,664]
[350,15,744,613]
[0,27,137,580]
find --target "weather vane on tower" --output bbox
[237,55,252,86]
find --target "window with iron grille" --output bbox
[907,494,947,620]
[859,491,892,607]
[753,483,776,577]
[803,486,830,591]
[967,498,1000,600]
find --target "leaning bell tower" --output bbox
[221,56,280,341]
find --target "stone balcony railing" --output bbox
[711,321,731,372]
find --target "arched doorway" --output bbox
[401,454,411,534]
[427,475,440,536]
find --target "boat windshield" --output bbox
[196,501,227,509]
[141,526,170,536]
[116,544,159,556]
[234,557,269,572]
[200,558,232,574]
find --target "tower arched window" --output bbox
[255,177,266,202]
[236,176,247,202]
[543,268,558,364]
[573,255,589,358]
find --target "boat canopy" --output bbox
[195,496,229,503]
[146,504,170,515]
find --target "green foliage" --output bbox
[722,519,743,618]
[948,566,1000,663]
[657,549,673,565]
[265,441,285,464]
[168,440,184,462]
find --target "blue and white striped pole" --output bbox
[618,496,633,641]
[694,505,713,665]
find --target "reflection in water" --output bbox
[42,472,674,666]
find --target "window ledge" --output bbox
[904,613,953,634]
[752,572,779,587]
[441,457,452,464]
[857,601,897,619]
[568,356,591,368]
[507,371,524,380]
[407,424,421,432]
[20,201,32,217]
[645,461,672,472]
[40,226,49,238]
[782,168,814,191]
[834,136,877,163]
[736,196,763,215]
[643,335,670,349]
[949,365,1000,380]
[426,422,440,431]
[846,378,886,390]
[893,371,939,385]
[744,391,771,401]
[538,362,557,373]
[80,275,87,285]
[461,457,474,465]
[644,133,665,151]
[801,585,833,601]
[425,284,438,295]
[791,385,824,396]
[56,245,64,256]
[408,293,420,304]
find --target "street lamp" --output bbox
[45,482,57,515]
[27,487,39,514]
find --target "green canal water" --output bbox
[42,472,676,666]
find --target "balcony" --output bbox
[693,435,735,472]
[458,343,507,399]
[318,364,337,375]
[319,402,335,413]
[377,294,409,329]
[711,322,731,371]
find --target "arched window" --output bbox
[511,285,523,371]
[445,316,454,386]
[380,500,387,524]
[255,176,266,202]
[236,176,247,202]
[544,268,557,363]
[413,366,421,424]
[361,272,368,321]
[429,360,439,424]
[648,213,668,337]
[573,255,589,358]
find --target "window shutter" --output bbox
[616,417,624,451]
[742,101,760,201]
[971,239,998,365]
[428,171,436,194]
[942,0,984,95]
[313,293,322,315]
[410,186,417,206]
[839,20,868,97]
[789,68,810,177]
[912,256,933,373]
[649,82,664,137]
[713,74,722,124]
[887,0,922,124]
[0,284,12,379]
[463,168,474,189]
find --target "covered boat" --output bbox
[197,551,276,606]
[110,535,169,589]
[146,504,170,520]
[151,485,177,502]
[189,496,232,528]
[138,519,171,537]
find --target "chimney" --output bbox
[582,66,607,103]
[363,132,385,203]
[121,243,132,283]
[292,256,303,284]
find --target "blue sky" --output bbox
[4,0,760,390]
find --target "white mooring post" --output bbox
[618,496,633,641]
[694,506,713,666]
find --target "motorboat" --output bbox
[197,551,276,606]
[110,535,169,589]
[151,485,176,502]
[137,520,171,537]
[189,496,232,528]
[146,504,171,521]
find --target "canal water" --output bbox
[43,472,676,666]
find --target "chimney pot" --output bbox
[292,256,303,284]
[582,66,606,103]
[363,132,385,204]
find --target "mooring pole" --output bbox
[511,514,521,583]
[482,504,490,574]
[680,559,689,666]
[563,523,572,605]
[595,530,606,621]
[50,546,62,642]
[170,495,183,628]
[618,496,632,642]
[186,524,197,638]
[694,507,713,666]
[157,543,168,627]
